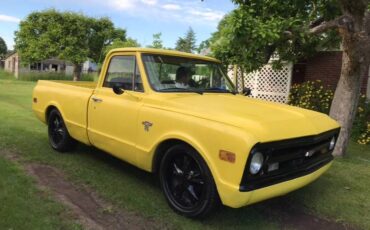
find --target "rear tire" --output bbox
[47,109,77,152]
[159,144,220,218]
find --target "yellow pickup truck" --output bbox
[33,48,340,218]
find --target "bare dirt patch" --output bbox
[25,163,166,230]
[0,149,168,230]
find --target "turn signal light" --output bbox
[219,150,236,163]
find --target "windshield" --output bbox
[142,54,236,93]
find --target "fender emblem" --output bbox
[142,121,153,132]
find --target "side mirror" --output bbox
[242,87,252,96]
[113,84,124,95]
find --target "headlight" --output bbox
[249,152,264,175]
[329,137,336,150]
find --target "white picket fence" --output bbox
[228,63,293,104]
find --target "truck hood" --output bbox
[153,93,339,142]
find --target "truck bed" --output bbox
[48,80,98,89]
[32,80,96,145]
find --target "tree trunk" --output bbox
[328,1,370,157]
[329,48,366,156]
[73,64,82,81]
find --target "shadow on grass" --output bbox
[70,143,357,230]
[69,144,278,229]
[75,143,159,187]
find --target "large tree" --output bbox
[211,0,370,156]
[15,9,126,80]
[197,39,211,55]
[175,27,197,53]
[0,37,7,59]
[148,32,164,49]
[87,18,127,64]
[104,38,141,55]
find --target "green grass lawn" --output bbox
[0,71,369,229]
[0,154,81,230]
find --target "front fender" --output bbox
[134,106,258,205]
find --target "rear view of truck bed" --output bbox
[32,80,96,145]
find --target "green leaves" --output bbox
[0,37,7,58]
[15,9,126,66]
[104,38,141,56]
[148,33,164,49]
[210,0,342,72]
[175,27,197,53]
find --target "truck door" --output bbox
[87,54,144,165]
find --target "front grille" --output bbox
[239,128,340,192]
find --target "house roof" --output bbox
[42,58,67,65]
[3,52,70,65]
[4,51,17,60]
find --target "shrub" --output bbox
[289,80,334,114]
[0,69,16,79]
[289,80,369,145]
[353,95,370,145]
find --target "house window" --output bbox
[51,64,58,72]
[31,63,37,70]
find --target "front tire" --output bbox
[159,144,219,218]
[48,109,76,152]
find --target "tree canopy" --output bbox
[197,39,211,55]
[87,18,127,64]
[0,37,7,58]
[15,9,126,80]
[148,33,164,49]
[211,0,343,72]
[210,0,370,156]
[104,38,141,55]
[175,27,197,53]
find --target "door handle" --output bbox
[91,97,103,103]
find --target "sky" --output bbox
[0,0,236,50]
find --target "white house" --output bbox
[4,52,98,78]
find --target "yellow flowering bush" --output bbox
[288,80,334,114]
[289,81,369,145]
[356,124,369,145]
[353,95,370,145]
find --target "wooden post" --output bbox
[233,65,237,87]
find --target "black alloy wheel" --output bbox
[159,144,219,218]
[48,109,76,152]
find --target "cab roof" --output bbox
[108,47,220,63]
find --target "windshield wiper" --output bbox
[158,87,203,95]
[201,88,237,95]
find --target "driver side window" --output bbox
[103,56,143,92]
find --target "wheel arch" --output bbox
[151,136,218,181]
[152,138,188,173]
[45,105,59,122]
[44,102,69,128]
